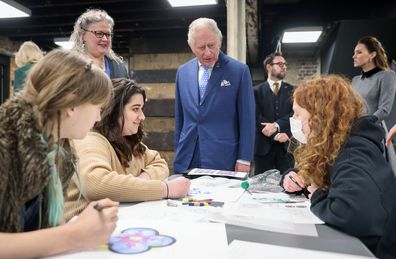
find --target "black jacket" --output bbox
[376,205,396,259]
[310,116,396,253]
[254,81,294,156]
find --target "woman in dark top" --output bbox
[282,75,396,253]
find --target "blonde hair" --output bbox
[187,18,222,48]
[70,9,122,63]
[23,48,112,144]
[21,48,111,226]
[293,75,364,190]
[15,41,44,68]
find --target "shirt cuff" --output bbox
[237,160,251,166]
[274,122,280,131]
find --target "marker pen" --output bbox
[288,175,310,199]
[94,203,103,212]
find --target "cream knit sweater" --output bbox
[64,132,169,221]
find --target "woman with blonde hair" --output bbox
[281,75,396,253]
[14,41,44,92]
[0,48,118,258]
[70,9,129,78]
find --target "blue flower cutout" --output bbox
[108,228,176,254]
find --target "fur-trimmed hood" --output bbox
[0,95,75,232]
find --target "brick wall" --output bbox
[131,53,194,174]
[285,55,321,86]
[251,51,321,87]
[0,36,19,55]
[0,37,20,98]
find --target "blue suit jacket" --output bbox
[174,52,255,173]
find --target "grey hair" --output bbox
[70,9,122,63]
[187,18,222,48]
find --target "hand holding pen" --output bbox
[71,198,119,248]
[283,172,310,199]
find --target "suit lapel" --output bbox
[263,81,274,114]
[187,59,199,106]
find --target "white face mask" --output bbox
[290,117,307,144]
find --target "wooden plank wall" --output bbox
[131,53,194,174]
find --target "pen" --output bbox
[288,175,310,199]
[196,199,212,203]
[182,202,210,206]
[241,181,252,195]
[182,197,196,203]
[94,203,103,212]
[182,198,213,203]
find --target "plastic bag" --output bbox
[242,169,283,193]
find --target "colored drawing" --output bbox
[188,187,211,196]
[108,228,176,254]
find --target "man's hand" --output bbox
[235,162,250,172]
[261,122,277,137]
[275,133,289,143]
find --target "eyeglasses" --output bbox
[271,62,288,67]
[82,28,112,39]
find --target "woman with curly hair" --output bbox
[65,78,190,221]
[281,75,396,253]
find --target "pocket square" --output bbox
[220,80,231,87]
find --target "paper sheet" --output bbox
[229,240,374,259]
[191,175,244,188]
[227,192,324,225]
[206,191,323,236]
[251,192,307,203]
[118,200,212,222]
[208,211,318,236]
[188,168,248,180]
[188,177,245,202]
[50,221,229,259]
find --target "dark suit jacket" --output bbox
[254,81,294,156]
[174,51,255,173]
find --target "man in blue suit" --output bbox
[174,18,255,174]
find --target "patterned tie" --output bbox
[273,82,279,96]
[199,66,210,100]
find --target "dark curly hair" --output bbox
[94,78,146,168]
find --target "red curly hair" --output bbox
[293,75,364,190]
